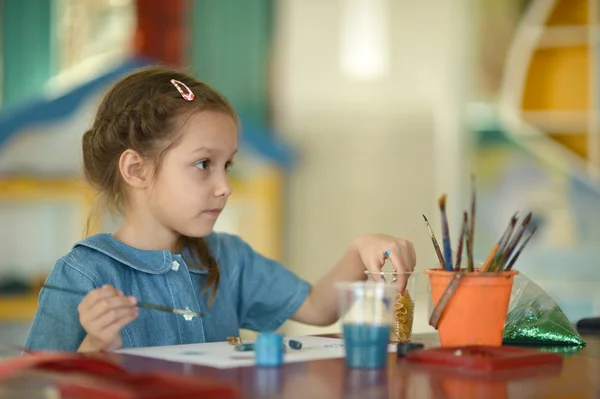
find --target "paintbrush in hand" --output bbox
[42,284,208,319]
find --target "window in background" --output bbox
[48,0,136,91]
[339,0,391,81]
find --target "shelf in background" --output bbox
[0,294,39,322]
[521,110,589,133]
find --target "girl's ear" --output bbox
[118,149,151,189]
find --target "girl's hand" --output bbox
[353,234,416,290]
[77,285,138,352]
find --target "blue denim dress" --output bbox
[24,232,311,351]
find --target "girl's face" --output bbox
[147,111,238,238]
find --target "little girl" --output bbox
[24,67,416,352]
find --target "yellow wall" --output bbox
[546,0,588,25]
[522,46,588,111]
[519,0,593,160]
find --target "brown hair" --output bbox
[82,66,238,304]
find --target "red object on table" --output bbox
[0,353,239,399]
[405,345,563,372]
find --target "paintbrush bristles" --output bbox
[422,175,536,275]
[438,194,447,211]
[438,194,453,271]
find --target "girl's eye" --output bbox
[225,161,234,172]
[195,160,209,170]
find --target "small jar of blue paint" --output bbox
[255,332,284,367]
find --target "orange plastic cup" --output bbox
[425,268,518,347]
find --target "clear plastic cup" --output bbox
[364,271,419,343]
[335,281,398,368]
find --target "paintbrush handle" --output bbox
[454,236,464,271]
[464,221,474,272]
[43,284,88,297]
[505,226,537,271]
[442,238,453,271]
[490,235,511,272]
[491,223,517,271]
[468,175,477,272]
[483,215,518,272]
[424,217,447,270]
[136,301,192,315]
[499,235,521,269]
[429,271,465,328]
[480,245,498,272]
[454,213,467,271]
[440,214,453,270]
[499,221,529,268]
[430,234,447,270]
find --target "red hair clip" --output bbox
[170,79,195,101]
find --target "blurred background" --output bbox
[1,0,599,345]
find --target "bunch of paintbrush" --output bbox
[479,212,537,273]
[422,176,477,272]
[424,176,538,328]
[422,175,537,273]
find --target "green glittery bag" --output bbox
[502,274,586,347]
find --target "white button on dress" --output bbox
[183,307,194,321]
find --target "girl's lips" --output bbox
[203,209,222,217]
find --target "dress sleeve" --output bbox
[24,259,97,352]
[224,235,311,332]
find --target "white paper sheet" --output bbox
[116,336,397,369]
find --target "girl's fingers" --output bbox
[101,312,139,341]
[387,248,408,274]
[387,245,413,293]
[76,284,138,351]
[365,255,385,282]
[80,296,137,334]
[405,242,417,271]
[87,295,136,319]
[78,285,119,311]
[87,306,138,332]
